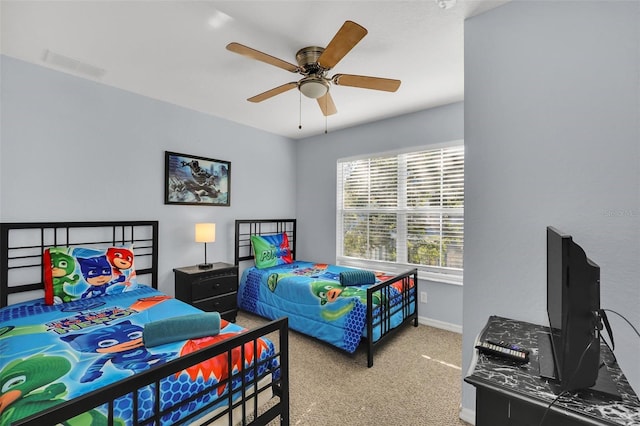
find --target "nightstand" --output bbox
[173,262,239,322]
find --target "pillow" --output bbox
[251,233,293,269]
[143,312,221,348]
[339,270,377,286]
[44,245,138,305]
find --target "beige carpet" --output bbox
[236,311,471,426]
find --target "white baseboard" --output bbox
[458,406,475,425]
[418,315,463,334]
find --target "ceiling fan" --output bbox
[226,20,401,117]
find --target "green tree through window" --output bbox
[337,144,464,280]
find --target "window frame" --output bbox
[336,140,464,285]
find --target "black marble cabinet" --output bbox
[465,316,640,426]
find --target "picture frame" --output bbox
[164,151,231,206]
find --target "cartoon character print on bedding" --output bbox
[50,300,278,425]
[44,246,137,305]
[250,233,293,269]
[48,251,81,303]
[60,320,175,383]
[256,263,392,353]
[0,354,114,426]
[177,326,277,396]
[1,292,279,425]
[58,320,249,424]
[274,263,385,306]
[155,324,279,425]
[46,311,201,424]
[77,255,120,299]
[106,247,135,283]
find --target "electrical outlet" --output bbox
[420,291,428,304]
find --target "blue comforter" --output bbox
[238,261,415,354]
[0,286,277,426]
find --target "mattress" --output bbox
[0,286,278,425]
[238,261,415,353]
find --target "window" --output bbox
[336,142,464,284]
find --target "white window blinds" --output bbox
[337,144,464,283]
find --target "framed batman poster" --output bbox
[164,151,230,206]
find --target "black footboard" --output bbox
[366,268,418,367]
[13,317,290,426]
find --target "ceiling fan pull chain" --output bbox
[298,90,302,130]
[324,95,328,134]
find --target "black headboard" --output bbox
[0,221,159,307]
[235,219,296,265]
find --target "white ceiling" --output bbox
[1,0,508,139]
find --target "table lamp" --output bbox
[195,223,215,269]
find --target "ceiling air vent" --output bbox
[42,49,106,79]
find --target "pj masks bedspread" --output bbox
[238,261,415,354]
[0,286,278,426]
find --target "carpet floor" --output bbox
[235,311,471,426]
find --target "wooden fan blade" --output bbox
[248,82,298,103]
[317,92,337,116]
[226,42,299,73]
[317,21,367,70]
[333,74,401,92]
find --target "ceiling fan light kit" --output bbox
[299,77,329,99]
[226,20,401,118]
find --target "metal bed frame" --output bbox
[234,218,418,368]
[0,220,290,425]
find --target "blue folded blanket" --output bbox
[339,269,376,286]
[143,312,221,348]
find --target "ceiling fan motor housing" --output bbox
[295,46,326,75]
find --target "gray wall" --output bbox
[296,102,465,329]
[0,56,297,294]
[0,54,465,329]
[463,0,640,415]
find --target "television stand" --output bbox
[466,316,640,426]
[537,331,621,400]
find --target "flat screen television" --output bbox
[542,226,601,391]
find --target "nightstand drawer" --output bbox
[173,263,239,323]
[192,275,236,300]
[192,293,236,313]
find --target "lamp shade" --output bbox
[195,223,216,243]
